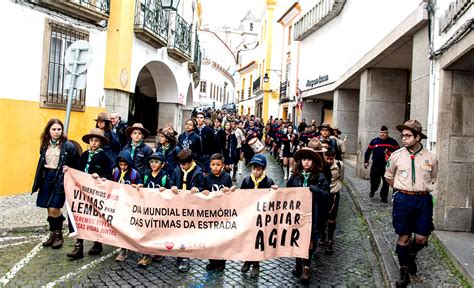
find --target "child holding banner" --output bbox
[136,151,170,267]
[170,148,205,272]
[67,128,112,260]
[320,147,344,255]
[202,153,236,272]
[240,154,278,278]
[287,138,330,284]
[112,150,143,262]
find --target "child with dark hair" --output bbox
[112,150,143,262]
[201,153,236,272]
[170,148,205,272]
[240,154,278,278]
[287,140,330,284]
[122,123,153,177]
[320,147,344,255]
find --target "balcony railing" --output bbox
[252,77,261,93]
[32,0,110,24]
[188,28,201,74]
[134,0,169,48]
[279,81,290,103]
[167,13,192,63]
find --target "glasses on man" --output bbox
[400,133,414,139]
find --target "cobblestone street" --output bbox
[0,153,382,287]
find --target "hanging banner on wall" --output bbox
[64,169,312,261]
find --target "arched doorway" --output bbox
[130,61,179,135]
[182,83,194,130]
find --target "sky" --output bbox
[200,0,265,28]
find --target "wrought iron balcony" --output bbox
[279,81,290,103]
[188,28,201,74]
[252,77,261,93]
[134,0,169,48]
[167,13,192,63]
[31,0,110,24]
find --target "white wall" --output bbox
[0,2,107,106]
[297,0,422,91]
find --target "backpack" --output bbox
[143,174,167,188]
[113,168,138,184]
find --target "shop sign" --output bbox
[306,75,329,88]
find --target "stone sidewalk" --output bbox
[0,193,50,234]
[343,162,470,287]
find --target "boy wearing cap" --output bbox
[239,154,278,278]
[67,128,112,260]
[364,125,400,202]
[122,123,153,177]
[136,152,170,267]
[385,120,438,288]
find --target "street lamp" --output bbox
[161,0,180,11]
[263,73,269,83]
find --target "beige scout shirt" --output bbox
[329,160,344,193]
[44,144,61,169]
[384,146,438,192]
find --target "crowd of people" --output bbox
[32,107,436,287]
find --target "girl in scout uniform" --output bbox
[286,138,330,284]
[384,120,438,288]
[32,118,80,250]
[67,128,112,259]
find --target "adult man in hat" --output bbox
[364,125,400,202]
[385,120,438,287]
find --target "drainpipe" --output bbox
[426,0,437,153]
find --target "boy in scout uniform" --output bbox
[384,120,438,288]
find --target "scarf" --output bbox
[251,172,266,188]
[131,140,142,159]
[160,143,170,156]
[85,148,103,173]
[118,170,127,184]
[181,161,197,190]
[302,170,311,187]
[408,144,423,185]
[50,139,59,148]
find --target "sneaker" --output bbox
[178,258,190,272]
[115,248,128,262]
[88,242,103,255]
[241,261,251,273]
[206,262,216,271]
[381,198,388,203]
[152,255,164,261]
[138,255,153,267]
[369,191,375,198]
[250,262,260,278]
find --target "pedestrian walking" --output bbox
[384,120,438,287]
[240,154,278,278]
[231,119,245,180]
[32,119,80,250]
[195,111,215,173]
[170,149,205,272]
[320,147,344,255]
[281,124,299,180]
[364,125,400,202]
[223,121,238,174]
[67,128,112,259]
[287,138,330,284]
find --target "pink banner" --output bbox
[64,168,312,261]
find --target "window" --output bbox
[40,20,89,110]
[200,81,207,93]
[250,23,253,31]
[288,25,292,44]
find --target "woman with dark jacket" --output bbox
[178,119,202,160]
[32,118,79,249]
[95,112,120,169]
[287,138,330,284]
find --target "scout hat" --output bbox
[94,112,111,122]
[333,127,342,135]
[294,138,327,162]
[147,152,166,163]
[82,128,109,145]
[158,128,177,143]
[318,122,334,134]
[125,123,150,138]
[396,119,427,139]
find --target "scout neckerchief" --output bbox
[118,170,127,184]
[251,172,266,188]
[85,148,103,173]
[302,170,311,187]
[50,139,59,148]
[408,144,423,185]
[131,140,142,159]
[181,161,197,190]
[160,143,170,156]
